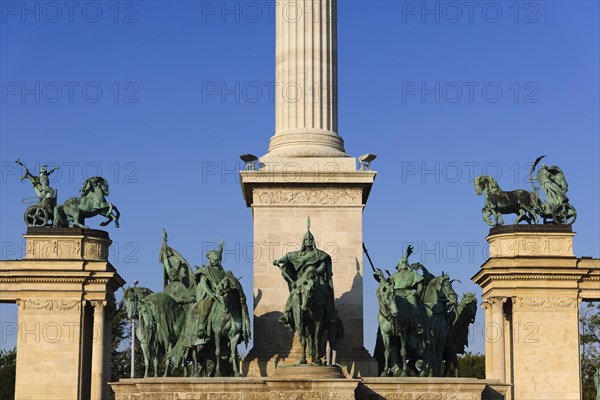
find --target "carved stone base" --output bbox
[110,377,509,400]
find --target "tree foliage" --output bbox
[0,348,16,400]
[581,302,600,400]
[445,352,485,379]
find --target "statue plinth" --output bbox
[271,364,347,379]
[472,224,598,400]
[0,228,125,400]
[240,157,377,377]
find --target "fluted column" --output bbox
[489,297,507,383]
[267,0,347,158]
[91,301,107,400]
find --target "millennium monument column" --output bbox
[267,0,345,158]
[241,0,377,377]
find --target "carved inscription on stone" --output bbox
[514,296,577,310]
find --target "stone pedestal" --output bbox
[0,228,125,400]
[472,225,598,400]
[111,377,510,400]
[240,157,377,377]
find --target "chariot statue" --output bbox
[474,156,576,226]
[16,159,120,229]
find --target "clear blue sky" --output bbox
[1,1,599,357]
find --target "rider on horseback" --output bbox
[389,246,426,335]
[274,217,336,330]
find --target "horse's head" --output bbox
[458,292,478,324]
[80,176,110,198]
[296,268,317,312]
[474,176,487,196]
[123,286,153,319]
[376,281,398,318]
[439,273,459,307]
[475,175,501,196]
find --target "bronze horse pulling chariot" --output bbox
[474,156,576,226]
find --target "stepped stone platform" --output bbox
[111,376,509,400]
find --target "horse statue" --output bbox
[291,266,330,365]
[123,285,186,377]
[209,272,251,377]
[375,270,402,376]
[374,269,435,377]
[422,272,459,376]
[474,175,538,226]
[442,292,478,376]
[53,176,120,229]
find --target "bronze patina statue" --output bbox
[127,235,251,378]
[16,160,121,229]
[370,244,468,377]
[273,217,340,365]
[16,160,59,227]
[474,156,576,226]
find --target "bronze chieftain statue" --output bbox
[370,244,471,377]
[125,234,251,378]
[474,156,576,226]
[273,217,341,366]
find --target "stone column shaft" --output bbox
[490,297,507,383]
[268,0,346,157]
[91,301,106,400]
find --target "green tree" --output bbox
[110,299,145,399]
[581,302,600,400]
[0,348,16,400]
[457,352,486,379]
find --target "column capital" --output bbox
[91,300,107,310]
[483,296,507,312]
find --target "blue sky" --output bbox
[1,1,599,358]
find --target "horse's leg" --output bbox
[514,208,526,224]
[70,209,87,229]
[112,204,121,228]
[153,343,159,377]
[299,332,308,365]
[163,344,171,377]
[408,359,419,376]
[214,333,222,377]
[381,331,391,377]
[482,208,494,226]
[399,332,408,377]
[141,341,151,378]
[230,333,241,377]
[453,353,459,377]
[312,322,322,365]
